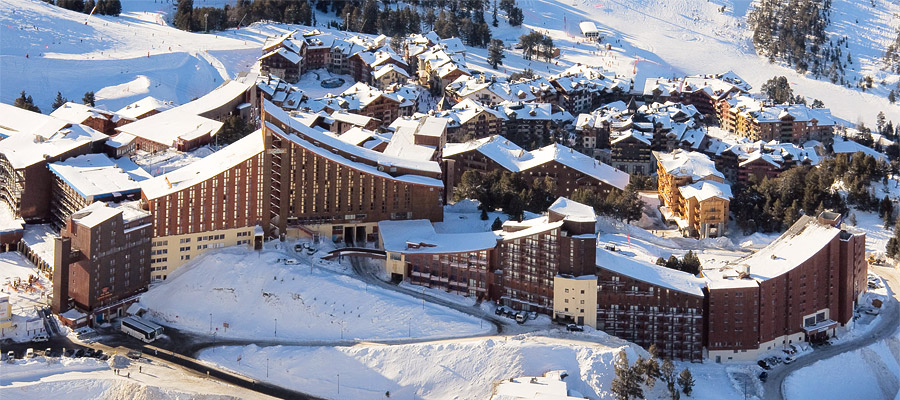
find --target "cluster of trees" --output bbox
[338,1,422,38]
[882,27,900,74]
[453,170,559,220]
[498,0,523,26]
[610,347,694,400]
[432,9,490,46]
[570,184,644,224]
[749,0,849,81]
[13,91,41,113]
[487,39,505,68]
[518,31,555,62]
[887,218,900,259]
[50,0,121,16]
[760,76,826,106]
[175,0,315,32]
[216,115,253,146]
[655,250,701,275]
[732,152,892,234]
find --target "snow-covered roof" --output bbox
[260,47,303,65]
[491,370,583,400]
[337,127,378,147]
[331,111,377,127]
[50,102,127,125]
[141,130,265,200]
[548,197,596,223]
[115,96,174,120]
[47,153,151,201]
[373,63,410,79]
[174,77,254,116]
[596,247,706,296]
[0,103,69,140]
[706,216,843,288]
[679,180,732,202]
[115,111,222,147]
[499,217,566,241]
[265,99,442,177]
[70,201,149,228]
[379,219,499,254]
[0,123,107,170]
[444,136,629,190]
[642,72,751,99]
[105,132,135,149]
[832,136,886,161]
[579,21,599,34]
[656,150,724,182]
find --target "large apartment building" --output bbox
[655,150,731,238]
[260,99,444,243]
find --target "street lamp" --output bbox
[209,313,212,334]
[266,357,269,378]
[274,318,277,337]
[337,373,340,395]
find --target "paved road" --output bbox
[763,266,900,400]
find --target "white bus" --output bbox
[137,318,164,338]
[120,317,159,343]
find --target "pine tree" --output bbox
[175,0,194,31]
[678,368,695,396]
[890,90,897,104]
[610,350,643,400]
[13,90,41,113]
[681,250,701,275]
[480,208,489,220]
[487,39,505,68]
[492,0,499,27]
[491,217,502,230]
[661,358,679,400]
[82,91,95,107]
[51,91,68,110]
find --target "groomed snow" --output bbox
[138,245,490,342]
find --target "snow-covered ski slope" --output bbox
[3,0,900,125]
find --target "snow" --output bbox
[680,180,733,202]
[130,145,214,177]
[114,96,174,120]
[46,153,151,201]
[0,252,51,341]
[0,121,107,170]
[198,333,643,400]
[548,197,596,222]
[139,245,490,342]
[139,130,263,200]
[784,326,900,400]
[595,246,707,297]
[20,225,57,267]
[379,219,499,254]
[832,135,887,161]
[656,149,724,181]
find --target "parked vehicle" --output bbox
[44,348,52,357]
[515,313,526,324]
[865,308,880,315]
[25,348,34,358]
[759,371,768,382]
[784,356,795,364]
[566,324,584,332]
[73,349,85,358]
[294,244,304,252]
[32,333,49,342]
[757,360,771,370]
[306,247,316,255]
[494,307,504,316]
[284,259,299,265]
[4,351,13,361]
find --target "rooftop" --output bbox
[0,122,107,170]
[548,197,596,223]
[379,219,499,254]
[596,246,707,296]
[47,153,152,201]
[115,96,175,119]
[71,200,149,228]
[140,130,265,200]
[656,149,724,182]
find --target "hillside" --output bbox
[4,0,900,127]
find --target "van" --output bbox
[32,333,49,342]
[515,313,526,324]
[25,348,34,358]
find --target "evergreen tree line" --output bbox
[731,152,892,234]
[749,0,849,82]
[570,183,644,224]
[610,347,694,400]
[655,250,701,275]
[453,170,559,221]
[518,31,555,62]
[175,0,314,33]
[14,90,96,114]
[50,0,122,16]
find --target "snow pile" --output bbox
[0,251,52,342]
[139,246,489,341]
[199,335,644,400]
[2,379,241,400]
[0,357,108,385]
[107,355,130,370]
[784,327,900,400]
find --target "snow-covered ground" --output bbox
[784,324,900,400]
[0,352,270,399]
[138,244,491,342]
[0,252,51,342]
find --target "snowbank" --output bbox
[199,335,642,400]
[784,327,900,400]
[0,357,108,385]
[139,246,490,342]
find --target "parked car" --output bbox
[759,371,768,382]
[294,244,304,252]
[4,351,13,361]
[25,348,34,358]
[865,308,880,315]
[566,324,584,332]
[32,334,49,342]
[43,348,52,357]
[515,313,526,324]
[126,350,142,360]
[306,247,316,255]
[284,259,299,265]
[93,349,104,359]
[757,360,771,370]
[784,356,795,364]
[73,349,85,358]
[494,307,504,316]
